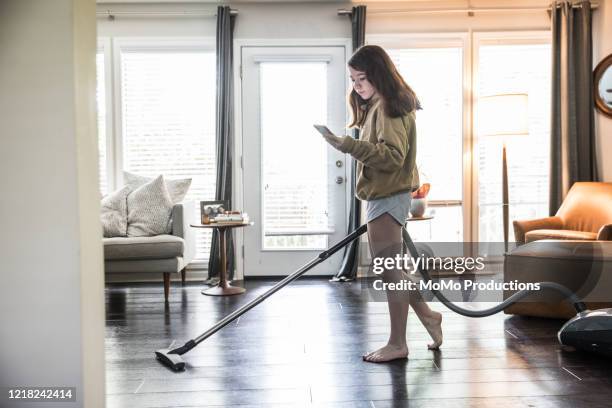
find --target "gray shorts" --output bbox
[365,192,412,226]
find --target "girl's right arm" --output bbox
[338,113,411,172]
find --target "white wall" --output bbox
[97,2,351,38]
[367,0,550,33]
[97,0,551,38]
[97,2,216,37]
[593,0,612,181]
[0,1,105,407]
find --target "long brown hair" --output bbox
[347,45,421,128]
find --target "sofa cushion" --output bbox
[103,234,185,260]
[127,175,174,237]
[124,171,192,204]
[105,257,185,273]
[100,185,131,237]
[525,229,597,243]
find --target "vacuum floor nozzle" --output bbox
[155,349,186,371]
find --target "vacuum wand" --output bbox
[155,224,368,371]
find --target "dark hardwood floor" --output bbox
[105,278,612,408]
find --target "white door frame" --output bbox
[233,38,352,279]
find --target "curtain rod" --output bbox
[96,9,238,20]
[338,2,599,16]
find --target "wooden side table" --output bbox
[191,221,253,296]
[406,215,433,223]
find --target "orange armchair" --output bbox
[513,182,612,245]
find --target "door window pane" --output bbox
[260,62,329,250]
[477,44,551,244]
[120,51,216,260]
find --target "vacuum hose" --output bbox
[401,228,588,316]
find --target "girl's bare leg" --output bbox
[363,214,409,363]
[362,214,444,362]
[407,286,443,349]
[401,230,443,349]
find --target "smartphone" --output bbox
[313,124,335,137]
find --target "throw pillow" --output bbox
[100,185,131,237]
[124,171,191,204]
[127,175,174,237]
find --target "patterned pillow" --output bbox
[127,175,174,237]
[100,186,131,237]
[124,171,191,204]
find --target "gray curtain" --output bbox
[333,5,366,282]
[549,0,598,215]
[207,6,237,282]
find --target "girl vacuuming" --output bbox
[320,45,443,363]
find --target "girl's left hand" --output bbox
[321,133,346,150]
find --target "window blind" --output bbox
[120,50,217,260]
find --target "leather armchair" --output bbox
[513,182,612,245]
[504,240,612,319]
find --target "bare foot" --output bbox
[362,343,408,363]
[421,311,443,349]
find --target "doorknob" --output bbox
[335,177,344,185]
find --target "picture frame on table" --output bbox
[200,200,228,224]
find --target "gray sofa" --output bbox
[104,201,196,301]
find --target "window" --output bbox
[386,46,464,242]
[476,42,551,244]
[95,40,217,262]
[120,49,216,261]
[376,33,551,248]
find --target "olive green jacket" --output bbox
[338,96,419,201]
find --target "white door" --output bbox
[241,46,348,276]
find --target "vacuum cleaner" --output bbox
[156,225,612,371]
